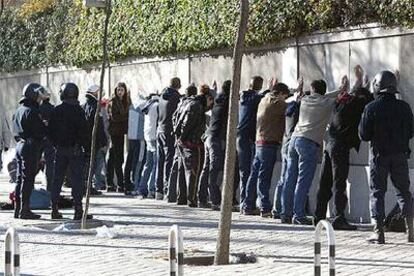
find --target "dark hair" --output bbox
[272,82,290,95]
[170,77,181,90]
[222,80,231,94]
[311,79,327,95]
[199,84,210,96]
[251,76,264,91]
[186,85,197,97]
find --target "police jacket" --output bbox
[177,95,207,145]
[207,91,229,140]
[83,94,108,150]
[49,99,90,149]
[158,87,180,135]
[359,93,413,156]
[327,90,373,151]
[12,98,47,143]
[237,89,262,142]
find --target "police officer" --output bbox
[359,70,414,244]
[48,83,91,220]
[12,83,48,219]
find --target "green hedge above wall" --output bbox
[0,0,413,72]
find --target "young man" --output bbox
[12,83,48,219]
[82,85,108,195]
[174,87,214,207]
[156,78,181,200]
[359,70,414,244]
[281,76,347,225]
[237,76,264,210]
[314,66,373,230]
[243,83,291,217]
[198,81,231,210]
[49,83,91,220]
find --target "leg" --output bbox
[114,135,125,190]
[123,140,135,189]
[167,148,180,202]
[163,134,175,194]
[237,136,253,208]
[156,133,166,195]
[209,138,225,206]
[257,144,278,214]
[281,138,299,220]
[273,144,288,217]
[198,141,210,205]
[314,150,333,220]
[243,150,260,212]
[331,144,350,217]
[106,144,116,189]
[139,147,154,197]
[389,155,413,219]
[43,139,56,192]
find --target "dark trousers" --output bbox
[51,146,85,207]
[124,139,145,191]
[199,137,225,205]
[156,132,175,194]
[244,144,279,212]
[107,135,125,188]
[237,135,255,208]
[42,138,56,192]
[177,143,202,206]
[315,142,350,219]
[15,140,41,210]
[369,153,413,221]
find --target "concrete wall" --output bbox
[2,24,414,222]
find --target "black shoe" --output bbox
[272,212,281,219]
[243,209,260,216]
[73,210,93,221]
[96,186,107,191]
[14,199,20,219]
[293,217,313,225]
[281,217,292,224]
[232,205,240,213]
[198,202,212,209]
[313,216,324,227]
[155,192,164,200]
[212,204,221,211]
[177,201,187,206]
[117,187,125,193]
[107,186,116,192]
[261,211,272,218]
[90,188,102,196]
[51,210,63,220]
[332,216,357,231]
[367,232,385,244]
[188,202,198,208]
[20,210,41,220]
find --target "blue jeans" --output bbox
[237,135,255,208]
[273,142,289,216]
[138,140,157,196]
[282,137,319,219]
[244,144,279,213]
[94,147,107,189]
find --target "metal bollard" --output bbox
[314,220,335,276]
[4,227,20,276]
[169,224,184,276]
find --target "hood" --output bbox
[215,92,229,105]
[86,93,98,104]
[19,97,39,107]
[162,87,179,100]
[240,89,258,105]
[142,98,159,115]
[264,92,283,104]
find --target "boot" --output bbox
[332,215,357,231]
[405,217,414,243]
[14,197,21,219]
[51,204,63,220]
[367,220,385,244]
[73,206,93,221]
[20,200,41,220]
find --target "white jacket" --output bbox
[0,108,12,151]
[144,96,159,142]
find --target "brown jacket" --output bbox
[256,92,287,144]
[108,95,130,137]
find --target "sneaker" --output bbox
[20,210,41,220]
[261,211,272,218]
[293,217,313,225]
[281,217,292,224]
[155,192,164,200]
[211,204,220,211]
[198,202,212,209]
[332,216,357,231]
[243,209,260,216]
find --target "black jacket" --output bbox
[158,87,181,135]
[83,94,108,150]
[207,91,229,140]
[49,99,90,149]
[237,89,262,141]
[359,93,413,156]
[12,98,47,142]
[328,92,373,151]
[39,99,54,123]
[177,95,207,145]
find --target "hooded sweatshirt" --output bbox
[237,89,262,141]
[157,87,180,135]
[142,95,159,142]
[207,91,229,140]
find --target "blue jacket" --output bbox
[237,90,262,141]
[359,93,413,156]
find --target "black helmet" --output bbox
[60,83,79,100]
[22,83,46,102]
[372,70,398,94]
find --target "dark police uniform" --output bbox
[12,84,47,219]
[48,83,90,220]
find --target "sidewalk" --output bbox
[1,173,414,276]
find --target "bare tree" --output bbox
[214,0,249,265]
[81,0,112,229]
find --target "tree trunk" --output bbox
[81,0,112,229]
[214,0,249,265]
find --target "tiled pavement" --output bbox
[1,174,414,276]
